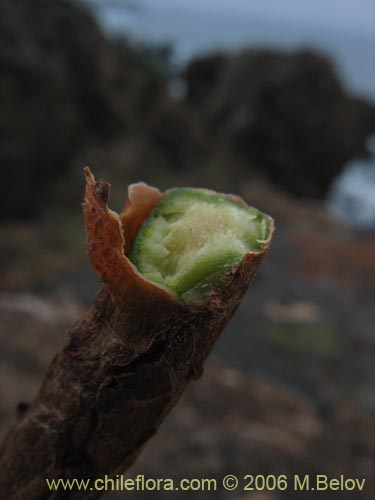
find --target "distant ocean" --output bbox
[81,0,375,229]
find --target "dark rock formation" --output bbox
[2,0,374,219]
[183,49,375,198]
[0,0,165,220]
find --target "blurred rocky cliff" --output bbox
[184,50,375,198]
[1,0,374,220]
[0,0,205,219]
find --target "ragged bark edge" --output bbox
[0,168,274,500]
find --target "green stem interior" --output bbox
[129,188,271,300]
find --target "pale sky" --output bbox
[139,0,375,36]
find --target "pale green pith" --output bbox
[129,188,270,299]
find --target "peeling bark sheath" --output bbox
[0,169,274,500]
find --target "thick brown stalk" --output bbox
[0,168,274,499]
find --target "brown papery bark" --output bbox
[0,168,274,499]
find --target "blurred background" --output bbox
[0,0,374,498]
